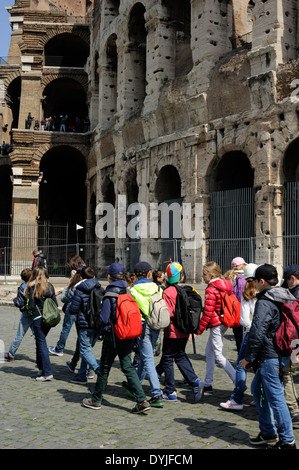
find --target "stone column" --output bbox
[18,74,41,130]
[10,167,41,274]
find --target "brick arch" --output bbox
[3,70,21,90]
[41,73,88,93]
[32,142,90,164]
[38,26,90,49]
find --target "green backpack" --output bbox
[41,298,61,327]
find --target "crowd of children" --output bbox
[4,254,299,448]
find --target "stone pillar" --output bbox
[18,75,41,130]
[10,167,40,274]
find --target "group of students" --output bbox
[4,253,299,447]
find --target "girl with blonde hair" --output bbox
[198,261,236,393]
[26,267,58,381]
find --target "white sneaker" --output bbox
[219,399,243,411]
[36,375,53,382]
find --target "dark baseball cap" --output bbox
[106,262,126,277]
[254,263,278,282]
[134,261,152,274]
[283,264,299,279]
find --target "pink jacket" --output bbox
[163,285,189,339]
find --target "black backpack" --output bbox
[85,283,105,330]
[172,284,202,334]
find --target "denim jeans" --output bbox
[157,336,198,394]
[137,323,162,398]
[231,333,249,404]
[8,312,34,357]
[54,308,76,353]
[251,357,295,443]
[77,329,100,379]
[33,317,52,376]
[93,335,146,404]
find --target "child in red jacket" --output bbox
[198,261,236,393]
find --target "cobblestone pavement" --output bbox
[0,304,298,453]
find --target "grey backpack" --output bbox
[147,288,170,330]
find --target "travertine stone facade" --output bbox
[1,0,299,279]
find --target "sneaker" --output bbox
[292,412,299,429]
[268,439,297,449]
[162,391,178,402]
[149,395,164,408]
[5,353,14,362]
[204,385,213,393]
[36,375,53,382]
[66,361,75,373]
[220,399,244,411]
[249,432,278,446]
[193,379,204,403]
[70,375,87,385]
[122,381,136,398]
[87,371,94,379]
[131,400,151,414]
[82,398,101,410]
[48,347,63,357]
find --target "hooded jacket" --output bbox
[245,286,296,363]
[99,280,128,335]
[198,278,232,334]
[69,278,100,329]
[130,279,160,321]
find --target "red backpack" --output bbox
[217,291,241,328]
[275,299,299,356]
[105,291,142,341]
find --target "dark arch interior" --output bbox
[39,146,86,224]
[155,165,181,202]
[0,164,12,219]
[6,77,21,130]
[210,151,254,191]
[283,138,299,182]
[42,78,88,129]
[129,3,146,45]
[44,33,89,67]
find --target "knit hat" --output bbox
[166,262,183,284]
[231,257,247,267]
[243,263,258,280]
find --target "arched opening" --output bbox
[283,138,299,265]
[0,163,12,220]
[127,2,147,117]
[42,78,88,132]
[209,151,255,271]
[6,77,21,131]
[155,165,182,266]
[125,167,140,271]
[44,33,89,67]
[101,178,115,269]
[102,33,118,128]
[161,0,192,77]
[39,145,87,225]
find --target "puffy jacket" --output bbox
[27,282,58,320]
[245,286,296,363]
[163,285,189,339]
[232,274,247,302]
[99,280,128,335]
[13,282,27,312]
[198,278,232,334]
[130,279,160,320]
[69,278,100,329]
[61,285,75,315]
[32,253,47,269]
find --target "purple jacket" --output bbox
[232,274,247,302]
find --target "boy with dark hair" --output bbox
[5,268,33,361]
[240,263,296,449]
[70,266,103,384]
[83,263,150,414]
